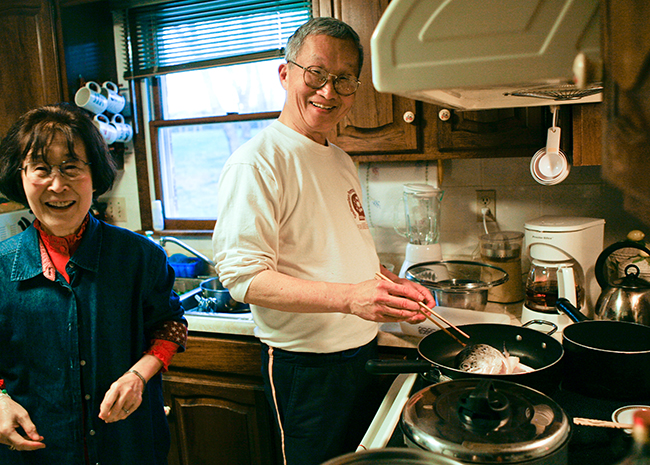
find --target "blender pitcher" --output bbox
[395,183,444,277]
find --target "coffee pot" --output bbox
[525,255,585,312]
[594,239,650,326]
[521,216,605,331]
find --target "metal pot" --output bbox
[320,448,462,465]
[198,277,249,312]
[406,261,509,311]
[366,322,564,395]
[594,240,650,325]
[557,298,650,399]
[402,379,571,464]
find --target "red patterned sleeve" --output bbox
[146,320,188,371]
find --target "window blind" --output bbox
[119,0,311,79]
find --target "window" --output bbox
[118,0,311,231]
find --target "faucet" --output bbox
[145,231,215,267]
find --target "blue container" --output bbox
[169,254,203,278]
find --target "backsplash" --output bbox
[359,157,645,273]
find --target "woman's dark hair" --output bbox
[285,17,364,76]
[0,102,117,205]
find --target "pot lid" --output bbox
[402,379,571,463]
[612,264,650,290]
[406,260,508,291]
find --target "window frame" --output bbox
[138,76,282,233]
[118,0,310,234]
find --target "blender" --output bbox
[522,216,605,330]
[395,183,444,278]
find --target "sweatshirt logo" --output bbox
[347,189,367,226]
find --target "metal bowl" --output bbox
[406,260,508,311]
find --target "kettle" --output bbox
[594,239,650,326]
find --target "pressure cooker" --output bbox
[401,378,572,465]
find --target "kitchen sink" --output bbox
[178,287,202,312]
[172,277,209,296]
[174,277,252,317]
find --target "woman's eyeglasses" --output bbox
[288,60,360,96]
[20,160,92,183]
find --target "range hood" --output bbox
[371,0,602,110]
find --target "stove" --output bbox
[359,370,646,464]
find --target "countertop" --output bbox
[185,301,525,347]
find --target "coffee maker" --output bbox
[396,183,444,277]
[522,216,605,330]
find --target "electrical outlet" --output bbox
[105,197,127,223]
[476,190,496,222]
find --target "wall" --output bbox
[359,157,645,274]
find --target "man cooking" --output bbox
[212,17,435,465]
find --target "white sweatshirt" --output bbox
[213,121,379,353]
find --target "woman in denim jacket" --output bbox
[0,103,187,465]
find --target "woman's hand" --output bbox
[0,395,45,451]
[99,356,161,423]
[98,371,145,423]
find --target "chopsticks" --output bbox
[573,418,633,429]
[374,272,470,346]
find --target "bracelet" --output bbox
[126,369,147,392]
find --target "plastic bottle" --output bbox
[616,410,650,465]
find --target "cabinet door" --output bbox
[164,374,280,465]
[571,103,602,166]
[0,0,63,136]
[436,107,545,152]
[316,0,419,154]
[601,0,650,225]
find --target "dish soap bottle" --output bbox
[616,410,650,464]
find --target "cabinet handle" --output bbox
[438,109,451,122]
[403,111,415,124]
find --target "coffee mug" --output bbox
[75,81,108,114]
[101,81,126,114]
[111,114,133,143]
[93,114,117,145]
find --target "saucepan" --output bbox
[556,298,650,399]
[198,277,250,313]
[366,322,564,395]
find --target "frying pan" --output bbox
[557,298,650,399]
[367,322,564,394]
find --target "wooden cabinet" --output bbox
[314,0,606,167]
[571,103,603,166]
[315,0,550,161]
[431,106,546,154]
[0,0,118,137]
[601,0,650,226]
[163,334,282,465]
[316,0,419,154]
[0,0,64,137]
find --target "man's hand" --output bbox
[347,275,435,323]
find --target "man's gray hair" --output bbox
[285,17,364,76]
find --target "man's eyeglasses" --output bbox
[20,160,92,183]
[288,60,360,96]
